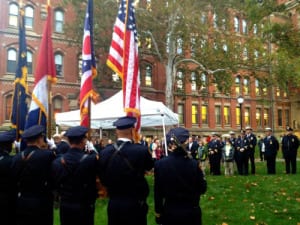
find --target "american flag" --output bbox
[107,0,141,141]
[80,0,97,128]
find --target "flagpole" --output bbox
[87,95,92,140]
[47,0,52,139]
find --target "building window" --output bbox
[53,96,63,115]
[25,6,34,29]
[54,9,64,33]
[242,19,247,34]
[236,107,241,126]
[213,13,218,28]
[5,94,13,121]
[278,109,283,127]
[55,53,63,76]
[27,50,33,75]
[234,16,239,32]
[192,104,198,125]
[176,38,183,54]
[176,71,184,90]
[235,76,241,95]
[178,104,184,124]
[255,79,260,96]
[215,105,221,125]
[276,87,280,97]
[253,24,258,35]
[244,107,250,126]
[285,109,290,126]
[9,3,19,27]
[201,105,208,124]
[256,108,262,127]
[243,77,250,95]
[224,106,230,125]
[191,72,197,91]
[145,65,152,87]
[264,109,269,126]
[243,47,248,60]
[200,72,207,91]
[7,48,17,73]
[78,54,82,78]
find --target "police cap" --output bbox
[64,126,88,138]
[0,130,16,143]
[167,127,189,144]
[265,127,272,132]
[22,125,45,139]
[245,126,252,130]
[229,131,235,135]
[113,116,136,130]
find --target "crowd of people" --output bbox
[0,118,298,225]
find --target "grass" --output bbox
[54,160,300,225]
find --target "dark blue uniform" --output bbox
[263,134,279,174]
[99,140,153,225]
[0,130,16,225]
[236,135,250,175]
[281,132,299,174]
[12,146,56,225]
[11,125,56,225]
[154,151,207,225]
[52,148,99,225]
[207,136,222,175]
[246,131,257,174]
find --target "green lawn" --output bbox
[54,160,300,225]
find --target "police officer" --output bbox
[154,127,207,225]
[236,130,250,175]
[99,116,153,225]
[51,126,99,225]
[11,125,56,225]
[263,127,279,174]
[281,126,299,174]
[207,133,223,175]
[55,131,70,156]
[245,126,257,174]
[0,130,16,225]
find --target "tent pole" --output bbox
[161,114,168,156]
[99,127,102,139]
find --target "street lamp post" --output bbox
[237,95,244,131]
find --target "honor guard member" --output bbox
[0,130,17,225]
[99,116,153,225]
[207,133,223,175]
[281,126,299,174]
[245,126,257,174]
[51,126,99,225]
[11,125,56,225]
[236,130,250,175]
[154,127,207,225]
[263,127,279,174]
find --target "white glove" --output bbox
[14,141,20,150]
[47,138,57,149]
[85,141,97,153]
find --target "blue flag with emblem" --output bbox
[11,7,29,140]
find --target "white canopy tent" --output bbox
[55,91,179,129]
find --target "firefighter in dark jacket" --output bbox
[0,130,17,225]
[52,126,100,225]
[154,127,207,225]
[11,125,56,225]
[263,127,279,174]
[99,116,154,225]
[281,126,299,174]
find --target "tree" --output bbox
[62,0,300,110]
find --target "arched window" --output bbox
[55,53,63,76]
[234,16,239,32]
[200,72,207,91]
[27,50,33,75]
[242,19,247,34]
[145,65,152,87]
[235,76,241,95]
[7,48,17,73]
[176,38,183,54]
[213,13,218,28]
[52,96,63,115]
[54,9,64,33]
[5,94,13,121]
[25,5,34,29]
[176,71,184,90]
[9,3,19,27]
[243,77,250,95]
[255,79,260,96]
[191,72,197,91]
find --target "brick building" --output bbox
[0,0,299,137]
